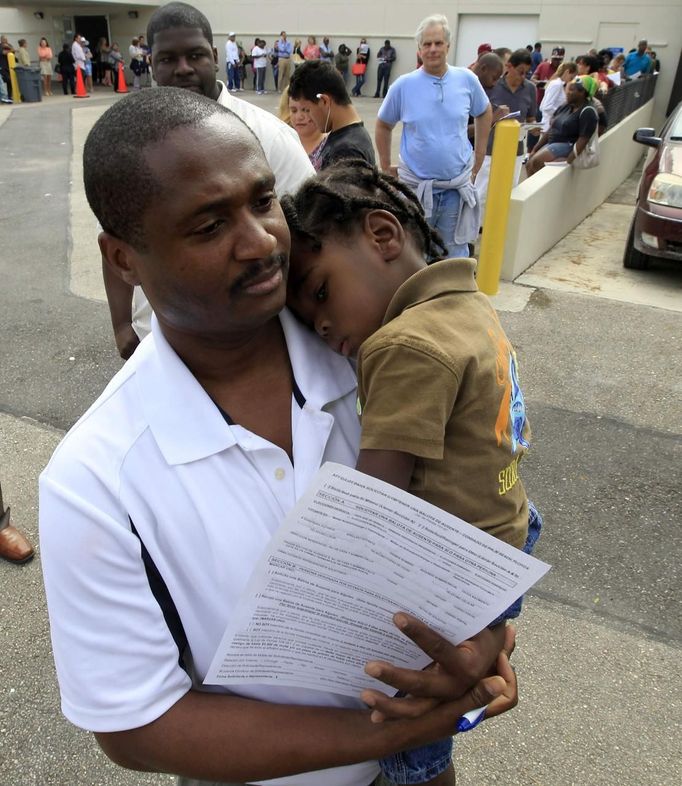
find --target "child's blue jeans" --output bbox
[379,502,543,784]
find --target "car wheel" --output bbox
[623,223,650,270]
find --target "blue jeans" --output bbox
[353,73,365,95]
[227,63,240,90]
[255,67,266,92]
[380,502,543,784]
[546,142,573,159]
[427,189,469,259]
[375,63,392,97]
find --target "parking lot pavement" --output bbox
[517,172,682,312]
[1,89,680,786]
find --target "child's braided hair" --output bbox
[280,159,447,262]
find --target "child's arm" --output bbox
[356,448,416,491]
[355,448,509,719]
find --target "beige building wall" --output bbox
[197,0,680,122]
[1,2,680,120]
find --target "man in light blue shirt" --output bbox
[375,14,491,257]
[277,30,293,92]
[623,39,652,78]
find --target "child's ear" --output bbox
[98,231,143,286]
[363,209,405,262]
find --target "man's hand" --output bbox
[492,104,511,123]
[115,324,140,360]
[361,613,512,722]
[382,165,399,179]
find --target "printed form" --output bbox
[206,463,550,697]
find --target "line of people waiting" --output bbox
[224,31,396,98]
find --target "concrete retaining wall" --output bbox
[500,99,654,281]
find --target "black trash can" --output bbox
[14,66,42,102]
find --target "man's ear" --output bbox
[98,231,143,286]
[362,209,405,262]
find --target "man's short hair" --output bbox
[476,52,504,73]
[509,48,532,68]
[84,89,246,250]
[147,1,213,48]
[415,14,451,48]
[288,60,351,106]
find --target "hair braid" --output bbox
[285,160,447,262]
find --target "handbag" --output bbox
[351,62,366,76]
[572,106,600,169]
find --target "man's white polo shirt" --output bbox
[40,310,378,786]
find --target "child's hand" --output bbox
[360,613,514,722]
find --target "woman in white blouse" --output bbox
[539,61,577,132]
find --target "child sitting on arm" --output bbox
[281,160,542,786]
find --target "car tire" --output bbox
[623,224,650,270]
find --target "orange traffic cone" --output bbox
[74,65,89,98]
[116,62,128,94]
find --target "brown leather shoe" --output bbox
[0,508,35,564]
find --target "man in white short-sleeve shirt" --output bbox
[375,14,491,258]
[102,2,314,360]
[41,86,514,786]
[225,31,242,91]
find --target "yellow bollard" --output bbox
[7,51,21,103]
[476,119,519,295]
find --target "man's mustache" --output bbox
[230,252,289,294]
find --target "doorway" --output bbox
[454,14,539,66]
[596,22,639,54]
[73,15,111,51]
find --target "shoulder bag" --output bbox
[572,105,600,169]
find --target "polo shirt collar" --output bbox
[216,80,230,105]
[383,259,478,324]
[135,310,356,465]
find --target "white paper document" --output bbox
[205,463,550,697]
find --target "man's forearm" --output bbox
[375,120,394,171]
[473,105,492,176]
[96,682,497,782]
[101,254,140,359]
[102,255,134,333]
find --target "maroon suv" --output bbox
[624,103,682,269]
